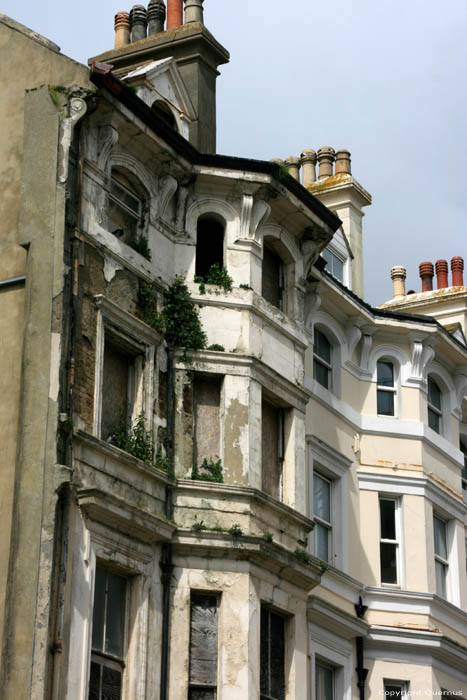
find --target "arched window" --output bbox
[262,241,284,310]
[195,215,225,280]
[108,167,147,245]
[377,360,396,416]
[152,99,178,132]
[427,375,442,434]
[313,329,332,390]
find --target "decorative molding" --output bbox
[410,337,435,383]
[97,125,119,171]
[308,597,369,639]
[158,174,178,219]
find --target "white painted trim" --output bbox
[309,623,353,700]
[357,471,467,523]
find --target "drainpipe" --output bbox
[160,348,175,700]
[354,597,368,700]
[50,487,71,700]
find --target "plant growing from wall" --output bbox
[127,230,152,261]
[111,412,153,464]
[191,458,223,483]
[194,263,233,294]
[138,282,165,332]
[207,344,225,352]
[162,277,207,354]
[229,524,243,538]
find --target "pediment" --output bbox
[123,57,197,126]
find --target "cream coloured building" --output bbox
[0,2,466,700]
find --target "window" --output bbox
[195,216,225,281]
[315,662,334,700]
[261,396,284,501]
[193,374,222,467]
[379,498,400,585]
[260,607,285,700]
[189,594,219,700]
[108,168,146,244]
[377,360,396,416]
[460,441,467,493]
[89,567,127,700]
[383,681,408,699]
[427,376,442,434]
[322,248,344,283]
[101,331,142,442]
[433,515,448,598]
[314,473,332,562]
[152,99,178,131]
[262,242,284,310]
[313,329,332,390]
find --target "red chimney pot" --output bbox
[451,256,464,287]
[419,261,434,292]
[435,259,449,289]
[167,0,183,28]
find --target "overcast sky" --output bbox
[3,0,466,305]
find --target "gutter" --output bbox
[89,62,341,234]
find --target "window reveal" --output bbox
[189,594,219,700]
[108,171,145,243]
[260,607,285,700]
[193,375,221,466]
[88,567,127,700]
[101,333,142,442]
[262,244,284,311]
[195,217,225,281]
[261,397,284,501]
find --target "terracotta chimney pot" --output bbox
[130,5,148,41]
[435,259,449,289]
[184,0,203,23]
[317,147,335,180]
[451,256,464,287]
[391,266,407,299]
[167,0,183,28]
[300,149,317,186]
[335,149,351,175]
[114,11,131,48]
[419,261,434,292]
[147,0,166,35]
[284,156,301,181]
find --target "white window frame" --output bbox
[315,658,335,700]
[427,375,443,435]
[383,680,409,699]
[308,436,352,573]
[313,328,333,392]
[313,472,332,564]
[309,624,352,700]
[433,513,449,599]
[376,359,397,417]
[379,496,403,588]
[93,296,161,440]
[322,247,345,285]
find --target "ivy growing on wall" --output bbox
[194,263,233,294]
[191,458,223,483]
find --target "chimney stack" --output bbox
[130,5,148,41]
[451,256,464,287]
[335,149,351,175]
[147,0,166,35]
[184,0,204,23]
[167,0,183,28]
[114,11,131,48]
[391,266,407,299]
[284,156,301,181]
[300,149,317,187]
[317,147,335,180]
[419,262,434,292]
[435,259,449,289]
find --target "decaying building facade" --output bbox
[0,2,466,699]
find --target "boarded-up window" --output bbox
[195,217,224,280]
[260,606,285,700]
[193,375,221,465]
[261,397,284,500]
[189,594,219,700]
[262,244,284,310]
[101,336,134,441]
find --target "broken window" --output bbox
[101,332,141,442]
[262,242,284,310]
[108,167,146,244]
[189,593,219,700]
[193,374,221,466]
[261,396,284,501]
[260,606,285,700]
[195,216,225,281]
[88,567,127,700]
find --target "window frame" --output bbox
[383,680,409,699]
[322,247,345,284]
[379,496,402,587]
[107,169,147,243]
[376,359,397,417]
[315,659,335,700]
[433,514,449,599]
[313,472,332,564]
[313,328,333,391]
[427,375,443,435]
[260,605,287,700]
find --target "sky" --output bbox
[3,0,466,305]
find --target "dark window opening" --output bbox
[195,217,225,281]
[193,375,221,466]
[262,243,284,310]
[189,594,219,700]
[261,396,284,501]
[460,441,467,491]
[427,376,442,434]
[379,498,398,585]
[89,567,127,700]
[108,168,146,244]
[101,333,139,442]
[152,99,178,131]
[313,329,332,390]
[377,360,395,416]
[315,662,334,700]
[260,606,285,700]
